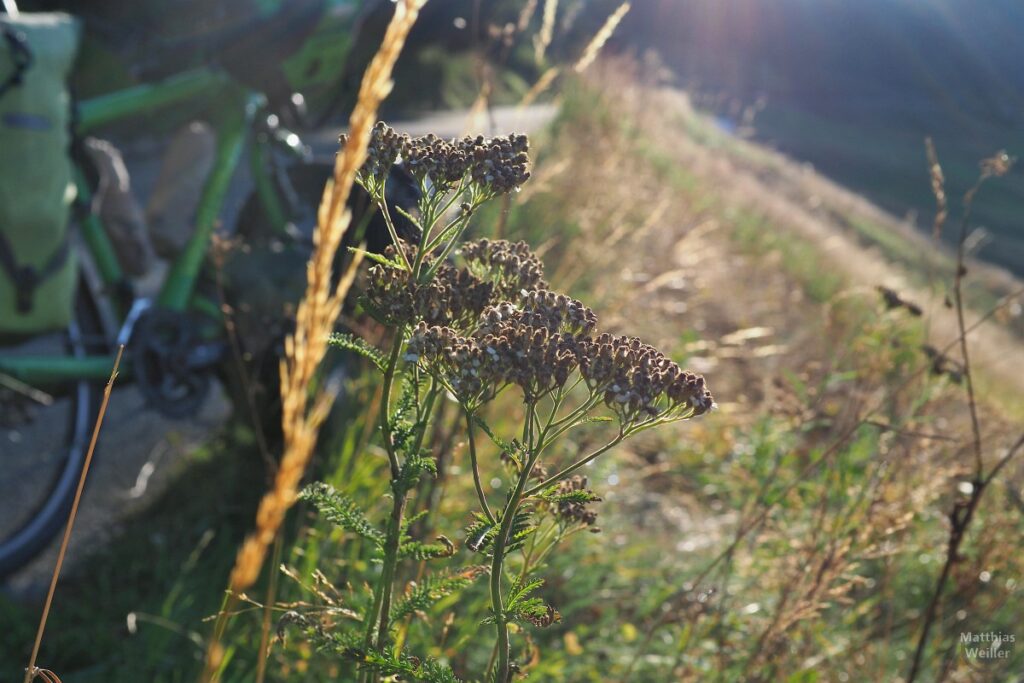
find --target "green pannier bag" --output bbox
[0,13,79,335]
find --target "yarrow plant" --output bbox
[290,123,713,681]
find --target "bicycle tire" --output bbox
[0,280,104,578]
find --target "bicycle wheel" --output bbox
[0,281,105,578]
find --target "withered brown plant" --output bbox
[281,120,713,682]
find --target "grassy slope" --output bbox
[4,72,1024,681]
[490,75,1024,679]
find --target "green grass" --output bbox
[1,426,267,681]
[7,78,1024,682]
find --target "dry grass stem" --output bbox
[520,67,559,108]
[924,137,947,240]
[517,0,539,32]
[534,0,558,64]
[227,0,426,598]
[23,347,124,683]
[202,1,426,678]
[573,3,630,74]
[520,2,630,108]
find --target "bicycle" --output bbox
[0,0,416,577]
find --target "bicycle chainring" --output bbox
[131,309,218,418]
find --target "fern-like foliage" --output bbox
[348,245,407,270]
[390,376,423,455]
[506,576,545,610]
[396,511,454,560]
[464,508,535,555]
[299,483,385,549]
[391,565,489,623]
[471,415,524,470]
[538,487,602,506]
[464,512,497,553]
[328,333,386,372]
[395,450,438,495]
[504,507,537,555]
[297,628,460,682]
[345,647,462,683]
[483,576,561,628]
[400,536,456,560]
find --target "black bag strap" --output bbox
[0,20,32,101]
[0,228,71,314]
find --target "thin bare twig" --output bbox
[23,347,124,683]
[907,149,1018,682]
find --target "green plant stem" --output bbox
[375,491,409,647]
[361,334,406,666]
[466,410,496,524]
[489,405,539,682]
[379,332,405,479]
[489,472,532,682]
[368,355,437,667]
[373,178,411,270]
[524,432,624,497]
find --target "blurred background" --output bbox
[2,1,1023,680]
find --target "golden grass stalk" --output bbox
[202,1,427,678]
[924,137,947,239]
[228,0,425,598]
[517,0,539,32]
[23,347,124,683]
[534,0,558,64]
[520,2,630,108]
[520,66,559,109]
[573,2,630,74]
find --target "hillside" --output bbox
[597,0,1024,277]
[4,63,1023,681]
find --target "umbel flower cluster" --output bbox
[363,239,546,330]
[375,237,714,423]
[344,122,531,196]
[299,125,714,683]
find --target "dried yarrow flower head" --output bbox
[363,244,495,330]
[364,239,552,331]
[345,123,531,199]
[577,334,714,423]
[458,133,531,196]
[475,291,597,341]
[344,121,404,185]
[405,324,502,407]
[460,239,547,300]
[405,305,587,408]
[406,288,714,420]
[401,133,470,190]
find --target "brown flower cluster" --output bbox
[404,284,715,423]
[461,238,547,300]
[363,239,551,330]
[405,293,587,406]
[349,123,531,196]
[371,238,712,422]
[364,248,493,329]
[346,121,403,183]
[551,475,601,530]
[577,334,714,421]
[462,133,531,195]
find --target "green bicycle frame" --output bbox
[0,67,293,384]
